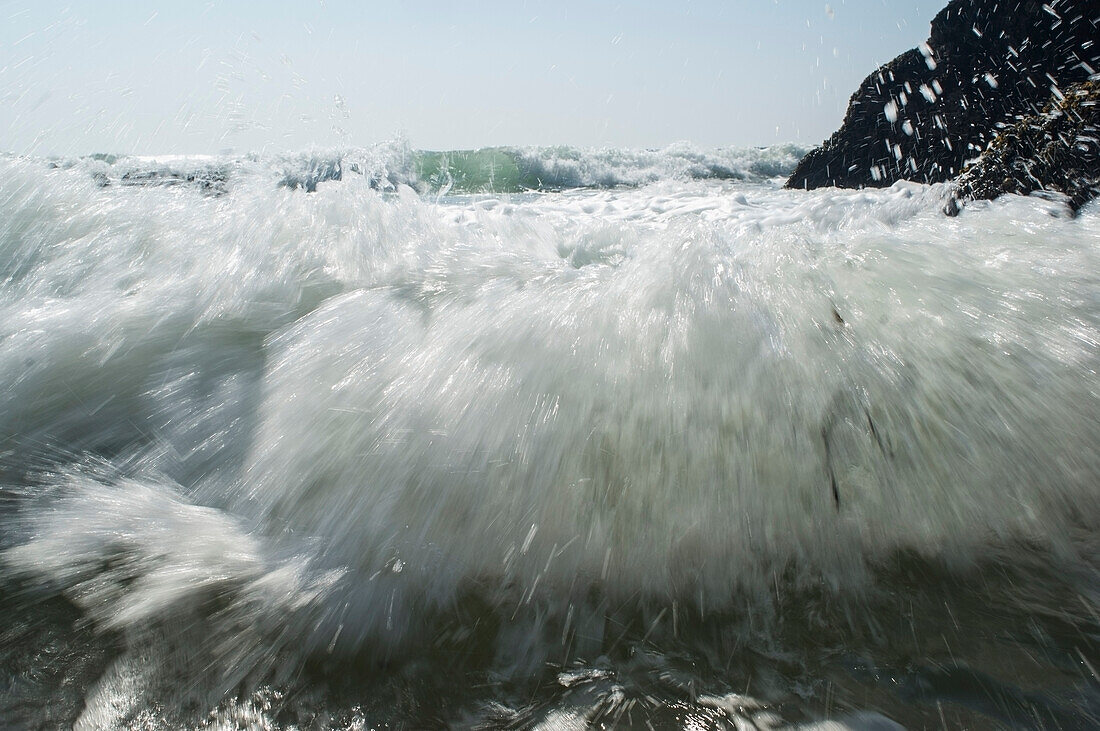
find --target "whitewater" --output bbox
[0,143,1098,729]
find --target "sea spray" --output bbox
[1,152,1097,727]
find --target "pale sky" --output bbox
[0,1,936,156]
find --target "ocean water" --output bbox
[0,144,1098,729]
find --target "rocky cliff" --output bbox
[786,0,1100,194]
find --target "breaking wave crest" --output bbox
[43,140,809,196]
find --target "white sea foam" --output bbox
[1,154,1097,704]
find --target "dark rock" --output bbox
[279,156,343,192]
[119,168,228,195]
[787,0,1100,191]
[953,80,1099,211]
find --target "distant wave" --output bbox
[43,141,809,195]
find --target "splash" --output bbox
[1,155,1097,727]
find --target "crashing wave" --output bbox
[0,154,1096,727]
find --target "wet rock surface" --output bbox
[953,80,1099,212]
[278,155,344,192]
[787,0,1100,194]
[118,167,229,195]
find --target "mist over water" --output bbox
[1,147,1098,728]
